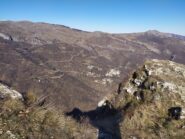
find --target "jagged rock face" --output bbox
[106,60,185,138]
[0,21,185,110]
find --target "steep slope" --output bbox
[0,21,185,110]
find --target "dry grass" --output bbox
[0,93,96,139]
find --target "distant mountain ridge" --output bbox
[144,30,185,40]
[0,21,185,111]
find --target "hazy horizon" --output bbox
[1,0,185,35]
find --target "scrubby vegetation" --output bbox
[0,92,96,139]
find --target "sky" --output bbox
[0,0,185,35]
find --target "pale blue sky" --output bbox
[0,0,185,35]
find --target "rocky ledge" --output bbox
[100,59,185,138]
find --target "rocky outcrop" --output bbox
[0,83,23,100]
[0,33,13,41]
[121,59,185,118]
[99,60,185,139]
